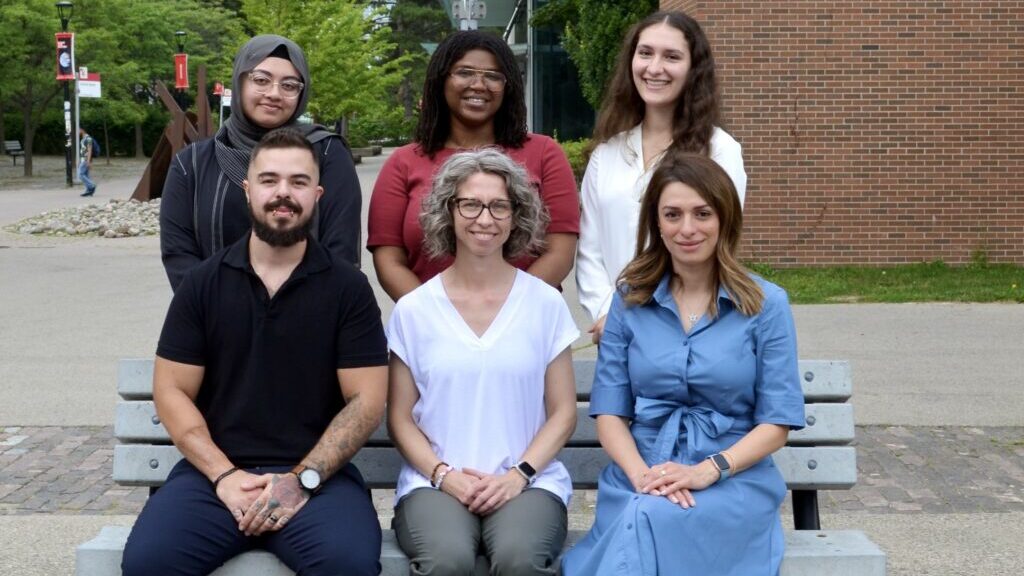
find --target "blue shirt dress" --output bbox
[561,274,806,576]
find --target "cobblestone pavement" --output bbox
[1,426,1022,523]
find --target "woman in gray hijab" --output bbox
[160,34,361,290]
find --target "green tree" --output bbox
[532,0,657,109]
[374,0,450,118]
[0,0,69,176]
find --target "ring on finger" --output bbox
[659,468,667,476]
[269,515,279,523]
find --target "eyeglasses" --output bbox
[451,198,515,220]
[449,67,507,90]
[247,71,304,99]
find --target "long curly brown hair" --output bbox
[592,11,719,156]
[619,152,762,317]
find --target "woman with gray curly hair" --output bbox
[385,149,580,575]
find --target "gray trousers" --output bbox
[393,487,568,576]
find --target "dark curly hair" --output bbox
[592,11,719,156]
[415,31,528,156]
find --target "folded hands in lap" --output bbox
[442,467,528,516]
[227,472,310,536]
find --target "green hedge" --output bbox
[557,137,591,185]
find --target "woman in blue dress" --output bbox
[561,153,806,576]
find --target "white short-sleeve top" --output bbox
[575,124,747,322]
[386,270,581,505]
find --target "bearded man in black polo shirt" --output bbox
[122,128,388,576]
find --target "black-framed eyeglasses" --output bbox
[451,198,515,220]
[247,71,304,99]
[449,67,507,90]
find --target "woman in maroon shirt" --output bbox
[367,31,580,301]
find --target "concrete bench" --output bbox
[76,358,885,575]
[4,140,25,165]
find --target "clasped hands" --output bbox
[439,467,528,516]
[215,470,310,536]
[632,460,720,509]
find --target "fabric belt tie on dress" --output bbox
[632,398,753,463]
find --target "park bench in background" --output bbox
[4,140,25,165]
[76,358,885,575]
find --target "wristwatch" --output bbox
[707,453,731,483]
[513,461,537,485]
[291,465,323,494]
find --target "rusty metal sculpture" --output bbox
[131,66,213,201]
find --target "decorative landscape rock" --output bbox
[5,198,161,238]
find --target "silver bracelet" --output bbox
[435,466,453,491]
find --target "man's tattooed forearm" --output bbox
[304,393,381,477]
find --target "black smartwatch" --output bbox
[513,461,537,485]
[291,465,323,494]
[707,453,731,483]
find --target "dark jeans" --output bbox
[122,459,381,576]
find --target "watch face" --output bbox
[517,461,537,478]
[299,468,321,490]
[711,454,730,471]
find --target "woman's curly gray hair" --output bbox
[420,149,549,260]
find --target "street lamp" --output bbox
[56,1,74,187]
[173,31,187,110]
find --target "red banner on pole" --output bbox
[55,32,75,81]
[174,53,189,90]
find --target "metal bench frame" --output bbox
[4,140,25,165]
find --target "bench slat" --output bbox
[77,526,884,576]
[113,444,856,491]
[117,359,155,400]
[118,358,852,403]
[116,401,855,446]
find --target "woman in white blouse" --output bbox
[386,149,579,575]
[576,10,747,343]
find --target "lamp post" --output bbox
[174,31,187,110]
[56,1,74,187]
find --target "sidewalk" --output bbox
[1,154,1022,574]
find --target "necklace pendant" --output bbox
[687,313,699,323]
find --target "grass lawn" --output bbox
[748,261,1024,304]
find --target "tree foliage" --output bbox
[531,0,657,109]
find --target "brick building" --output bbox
[660,1,1023,266]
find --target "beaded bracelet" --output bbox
[435,466,453,491]
[212,467,239,490]
[430,461,450,487]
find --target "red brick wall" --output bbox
[659,1,1024,266]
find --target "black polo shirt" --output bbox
[156,235,388,467]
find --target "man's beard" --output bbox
[249,198,313,247]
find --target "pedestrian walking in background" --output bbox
[78,127,97,197]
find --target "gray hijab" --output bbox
[215,34,334,187]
